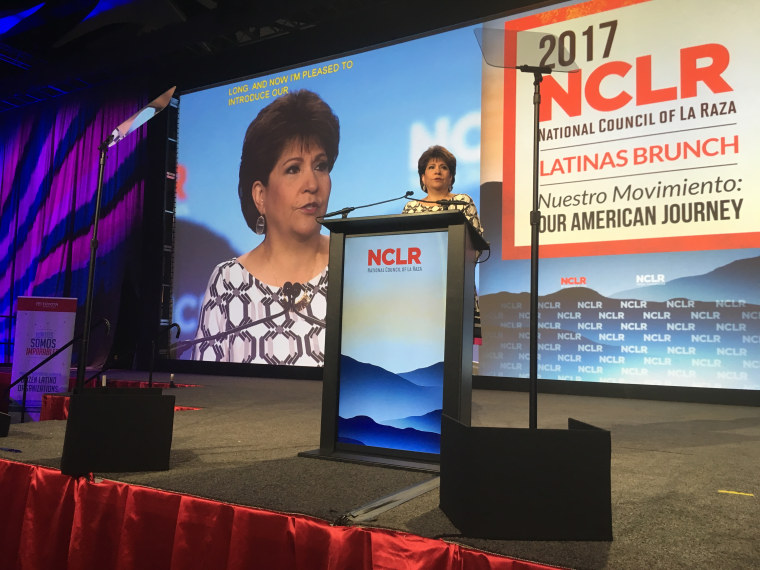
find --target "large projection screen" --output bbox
[172,0,759,391]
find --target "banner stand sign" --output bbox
[10,297,77,420]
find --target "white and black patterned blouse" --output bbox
[402,193,484,339]
[193,259,328,365]
[402,193,484,237]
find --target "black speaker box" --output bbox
[0,411,9,437]
[60,388,175,476]
[440,414,612,541]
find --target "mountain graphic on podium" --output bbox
[338,414,440,454]
[337,355,443,453]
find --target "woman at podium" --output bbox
[402,145,484,341]
[192,90,340,364]
[403,145,483,235]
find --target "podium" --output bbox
[300,211,487,471]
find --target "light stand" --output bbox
[74,86,175,392]
[74,145,109,394]
[473,28,578,428]
[62,87,178,477]
[522,64,552,429]
[437,27,611,542]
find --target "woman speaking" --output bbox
[403,145,485,342]
[193,90,339,364]
[402,145,483,235]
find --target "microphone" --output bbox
[281,281,303,309]
[435,198,470,206]
[414,197,471,209]
[322,206,355,219]
[319,191,415,220]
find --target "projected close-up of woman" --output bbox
[192,89,340,364]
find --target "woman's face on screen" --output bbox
[254,137,331,241]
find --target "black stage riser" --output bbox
[60,390,175,476]
[440,414,612,541]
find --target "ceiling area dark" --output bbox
[0,0,531,113]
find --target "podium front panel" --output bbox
[336,231,447,457]
[310,212,479,470]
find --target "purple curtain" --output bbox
[0,90,148,368]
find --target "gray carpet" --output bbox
[2,372,758,569]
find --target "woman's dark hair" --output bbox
[238,89,340,231]
[417,145,456,192]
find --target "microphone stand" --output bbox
[319,191,414,220]
[174,305,325,359]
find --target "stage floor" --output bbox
[2,372,759,569]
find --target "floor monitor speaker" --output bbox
[60,388,175,476]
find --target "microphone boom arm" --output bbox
[319,191,414,221]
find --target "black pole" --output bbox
[75,145,108,394]
[21,374,27,424]
[523,67,549,430]
[149,339,155,388]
